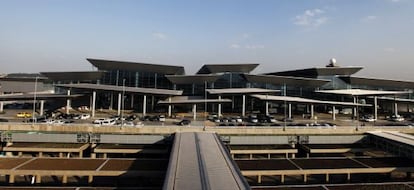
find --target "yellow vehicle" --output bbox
[16,112,32,118]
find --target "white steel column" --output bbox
[130,94,134,108]
[288,103,292,119]
[310,104,314,119]
[168,97,172,117]
[66,90,71,114]
[218,95,222,117]
[40,100,45,116]
[193,104,197,120]
[242,95,246,117]
[143,95,147,116]
[353,97,357,118]
[91,91,96,118]
[117,93,122,116]
[374,96,378,120]
[0,92,3,113]
[265,101,269,116]
[394,102,399,115]
[332,105,336,120]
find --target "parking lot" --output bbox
[1,106,414,128]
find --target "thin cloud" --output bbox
[152,32,167,40]
[389,0,401,2]
[293,8,328,28]
[230,44,241,49]
[229,44,264,49]
[384,47,396,52]
[361,15,377,22]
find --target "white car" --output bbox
[158,115,166,122]
[101,119,116,125]
[80,114,91,120]
[93,118,106,124]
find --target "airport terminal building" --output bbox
[1,58,414,120]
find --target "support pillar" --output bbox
[109,93,113,110]
[193,104,197,120]
[36,175,41,184]
[303,174,307,182]
[353,97,357,119]
[8,175,15,183]
[257,175,262,184]
[39,152,43,157]
[88,175,93,184]
[143,95,147,116]
[91,91,96,118]
[395,102,399,115]
[59,152,63,158]
[242,95,246,117]
[0,102,3,113]
[281,175,285,183]
[117,93,121,116]
[326,173,329,182]
[130,94,134,109]
[79,151,83,158]
[347,173,351,181]
[288,103,292,119]
[168,97,172,117]
[66,90,71,114]
[374,96,378,120]
[218,95,222,117]
[310,104,314,119]
[332,105,336,120]
[40,100,45,116]
[62,175,68,184]
[265,101,269,116]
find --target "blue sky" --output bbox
[1,0,413,80]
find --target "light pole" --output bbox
[32,76,38,127]
[120,78,126,128]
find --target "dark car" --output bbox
[0,118,8,122]
[174,119,191,126]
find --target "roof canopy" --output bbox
[87,58,185,75]
[206,88,279,95]
[251,94,371,107]
[158,96,232,104]
[315,89,410,96]
[243,74,330,87]
[56,83,183,96]
[196,64,259,74]
[339,76,414,89]
[0,93,83,101]
[41,71,106,82]
[264,67,363,78]
[165,74,222,84]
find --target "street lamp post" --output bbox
[120,78,126,128]
[32,76,38,127]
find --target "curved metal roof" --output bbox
[315,89,410,96]
[158,96,232,104]
[196,64,259,74]
[41,71,106,82]
[87,58,185,75]
[206,88,279,95]
[264,67,363,78]
[243,74,330,87]
[0,93,83,101]
[251,94,371,106]
[56,83,183,96]
[165,74,222,84]
[339,76,414,89]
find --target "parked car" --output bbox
[158,115,166,122]
[80,114,90,120]
[361,114,376,122]
[0,118,9,122]
[16,112,32,118]
[389,114,404,122]
[101,119,116,126]
[93,118,106,124]
[248,115,258,123]
[174,119,191,126]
